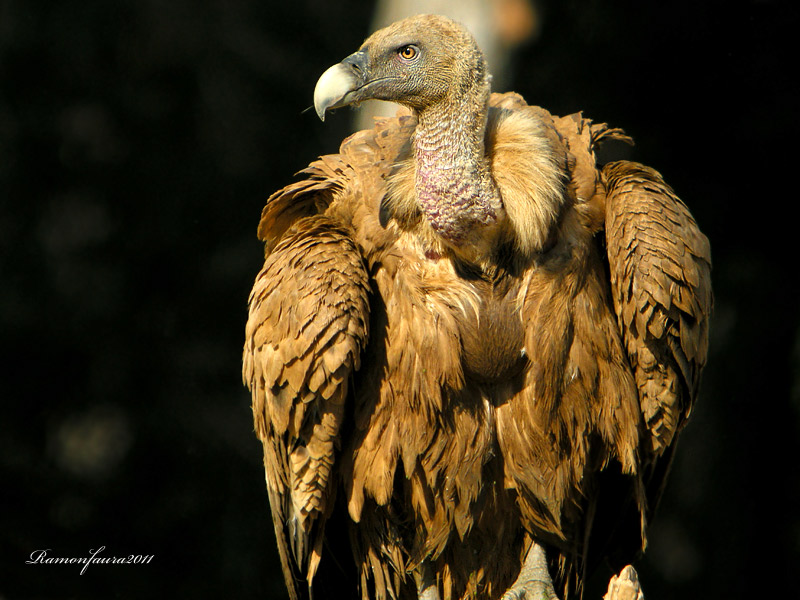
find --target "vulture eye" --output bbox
[397,45,419,61]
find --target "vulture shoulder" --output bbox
[553,111,712,457]
[242,156,375,599]
[603,161,712,454]
[243,112,416,598]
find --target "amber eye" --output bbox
[397,45,418,61]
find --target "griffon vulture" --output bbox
[243,14,711,600]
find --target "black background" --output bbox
[1,1,797,598]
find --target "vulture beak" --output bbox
[313,51,369,121]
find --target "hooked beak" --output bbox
[313,51,369,121]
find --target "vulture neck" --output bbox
[412,83,503,257]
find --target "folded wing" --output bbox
[243,212,370,599]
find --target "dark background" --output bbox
[1,1,797,598]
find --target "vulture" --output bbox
[243,14,712,600]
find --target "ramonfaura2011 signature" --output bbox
[26,546,154,575]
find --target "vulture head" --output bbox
[314,14,490,120]
[315,15,516,260]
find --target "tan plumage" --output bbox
[243,15,711,600]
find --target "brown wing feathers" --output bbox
[243,211,370,597]
[603,161,712,455]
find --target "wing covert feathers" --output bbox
[243,215,370,599]
[603,161,712,454]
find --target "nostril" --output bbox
[342,51,368,76]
